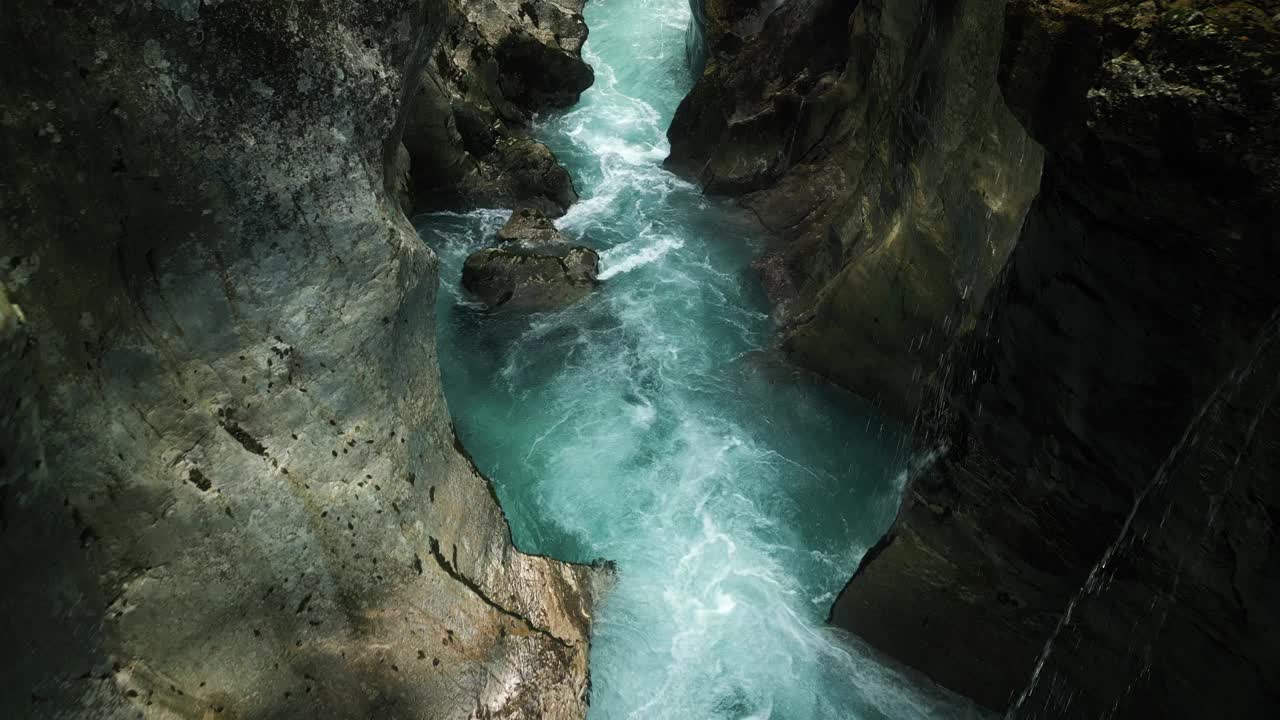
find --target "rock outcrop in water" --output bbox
[463,208,600,311]
[669,0,1043,417]
[677,0,1280,716]
[0,2,606,718]
[403,0,593,215]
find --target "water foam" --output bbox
[417,1,992,718]
[598,233,685,279]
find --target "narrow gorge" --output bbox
[2,1,1278,719]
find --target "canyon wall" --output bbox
[0,1,605,718]
[834,2,1280,716]
[669,0,1043,418]
[675,0,1280,716]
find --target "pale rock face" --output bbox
[0,2,606,719]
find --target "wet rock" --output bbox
[0,1,606,718]
[495,31,595,109]
[683,0,774,73]
[496,206,573,246]
[669,0,1042,417]
[402,0,591,215]
[463,209,600,311]
[460,135,579,217]
[462,246,600,311]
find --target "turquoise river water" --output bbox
[418,1,990,717]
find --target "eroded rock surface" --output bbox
[830,2,1280,717]
[669,0,1043,416]
[403,0,593,215]
[463,208,600,310]
[0,2,606,718]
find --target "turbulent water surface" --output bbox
[418,1,988,717]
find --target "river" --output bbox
[417,1,988,717]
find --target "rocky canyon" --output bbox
[3,1,1278,719]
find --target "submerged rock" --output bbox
[463,209,600,311]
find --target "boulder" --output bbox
[496,206,574,246]
[462,209,600,311]
[463,135,580,217]
[495,31,595,109]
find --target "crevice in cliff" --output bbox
[427,536,573,648]
[216,409,268,457]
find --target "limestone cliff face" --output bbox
[403,0,593,215]
[669,0,1043,417]
[0,2,606,718]
[825,2,1280,717]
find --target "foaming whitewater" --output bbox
[418,1,990,718]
